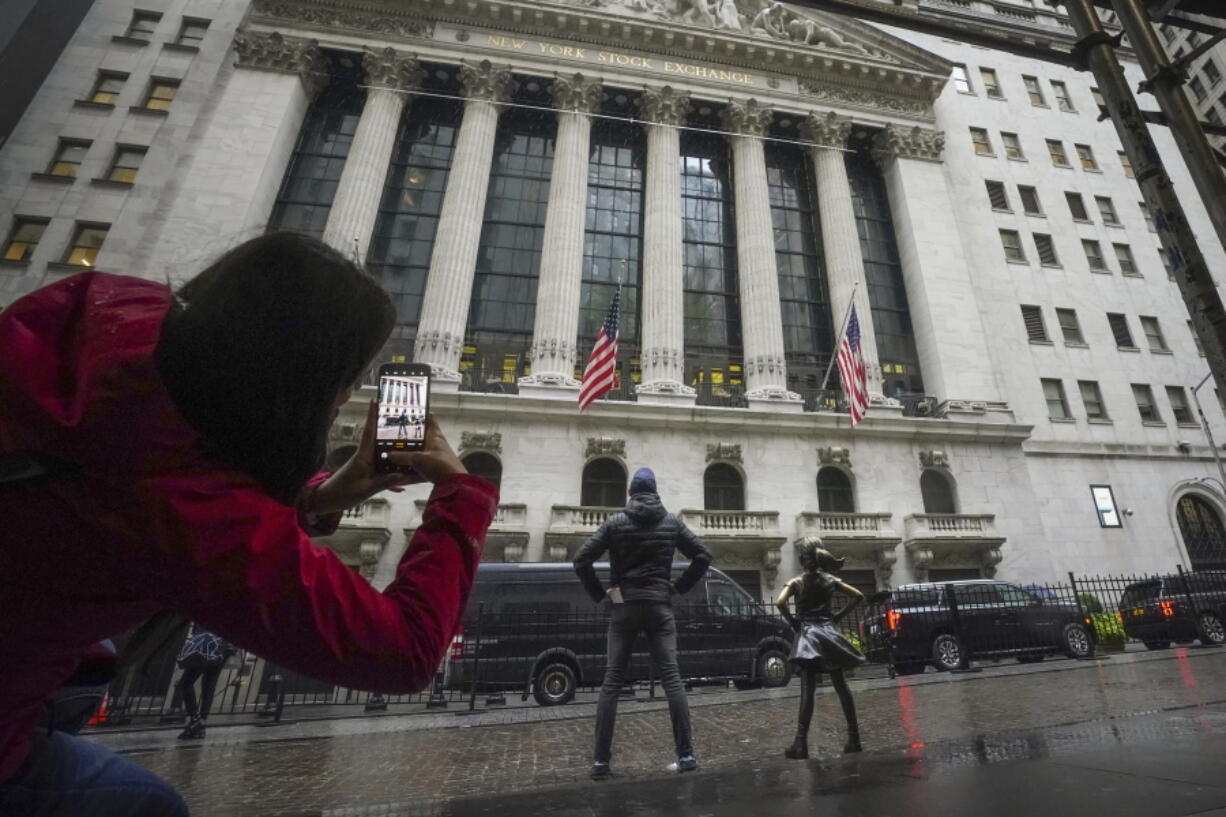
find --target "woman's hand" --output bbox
[309,401,466,515]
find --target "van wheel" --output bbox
[533,663,577,706]
[757,649,791,688]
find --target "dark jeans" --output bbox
[177,664,222,720]
[594,601,692,764]
[0,730,188,817]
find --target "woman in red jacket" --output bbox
[0,233,498,816]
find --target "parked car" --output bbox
[1117,571,1226,649]
[442,563,795,706]
[862,580,1096,675]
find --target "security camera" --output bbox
[1123,509,1135,517]
[1177,440,1192,453]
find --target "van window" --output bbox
[487,581,583,616]
[707,581,747,616]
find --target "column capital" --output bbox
[459,60,516,103]
[362,47,425,92]
[638,85,690,126]
[801,111,852,150]
[233,30,326,98]
[551,72,602,113]
[871,124,945,164]
[721,98,772,138]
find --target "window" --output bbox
[1000,229,1026,262]
[1108,313,1135,348]
[63,224,108,267]
[1190,320,1206,355]
[1161,26,1176,43]
[1167,386,1193,424]
[920,470,957,514]
[970,127,993,155]
[980,67,1003,98]
[1140,315,1168,351]
[1021,305,1049,342]
[1066,191,1089,220]
[126,10,160,40]
[1096,196,1120,225]
[176,19,208,47]
[985,180,1010,210]
[1114,243,1137,275]
[1162,248,1175,279]
[1052,80,1075,111]
[581,458,626,506]
[1079,380,1108,420]
[1206,59,1222,87]
[952,64,973,94]
[1075,143,1098,170]
[1056,308,1085,344]
[106,147,145,183]
[3,218,47,262]
[1177,495,1226,570]
[1117,151,1134,178]
[142,79,178,111]
[47,139,90,177]
[1083,239,1107,271]
[1190,76,1207,103]
[1047,139,1070,167]
[817,467,855,512]
[1018,185,1043,216]
[88,72,126,105]
[1042,378,1071,420]
[1209,107,1223,126]
[1140,201,1156,231]
[460,452,502,489]
[1001,132,1024,160]
[1091,87,1106,108]
[704,463,745,511]
[1024,75,1046,106]
[1034,233,1059,266]
[1133,384,1160,422]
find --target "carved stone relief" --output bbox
[801,111,852,150]
[705,442,743,463]
[586,437,626,458]
[460,60,517,103]
[638,85,690,126]
[721,98,772,137]
[460,431,503,454]
[919,450,949,469]
[871,124,946,164]
[251,0,435,39]
[363,47,426,91]
[817,446,851,467]
[233,31,327,97]
[552,72,603,112]
[799,83,933,121]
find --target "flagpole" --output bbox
[819,282,859,394]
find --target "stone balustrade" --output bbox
[549,505,620,531]
[680,509,781,535]
[796,511,893,538]
[903,513,1006,581]
[904,513,998,539]
[340,497,391,527]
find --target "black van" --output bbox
[442,563,794,706]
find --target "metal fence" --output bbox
[85,568,1226,731]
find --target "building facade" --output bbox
[3,0,1226,601]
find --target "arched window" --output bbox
[817,467,855,513]
[461,452,502,490]
[581,458,627,507]
[920,469,957,514]
[1177,494,1226,570]
[704,463,745,511]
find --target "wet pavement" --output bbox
[94,647,1226,816]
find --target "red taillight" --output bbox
[449,628,465,660]
[1160,600,1178,618]
[887,610,903,632]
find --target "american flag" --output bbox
[578,288,621,411]
[836,304,869,427]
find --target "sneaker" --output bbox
[590,762,612,781]
[675,754,698,773]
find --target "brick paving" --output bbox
[100,648,1226,817]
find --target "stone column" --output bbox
[802,111,889,405]
[871,125,1003,406]
[721,99,801,411]
[635,86,696,405]
[412,61,515,386]
[321,48,424,261]
[518,73,603,397]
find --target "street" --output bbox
[91,647,1226,816]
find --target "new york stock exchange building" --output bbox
[3,0,1226,600]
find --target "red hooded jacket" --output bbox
[0,272,498,784]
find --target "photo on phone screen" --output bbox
[375,364,430,470]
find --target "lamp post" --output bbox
[1191,372,1226,492]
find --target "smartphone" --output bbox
[374,362,430,474]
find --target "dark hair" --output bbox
[155,233,395,503]
[797,538,846,574]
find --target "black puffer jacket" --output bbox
[573,493,712,604]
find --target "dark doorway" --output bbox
[1177,494,1226,570]
[920,469,957,514]
[704,463,745,511]
[582,458,627,507]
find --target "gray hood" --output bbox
[625,492,667,525]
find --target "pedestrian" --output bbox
[173,626,236,740]
[573,467,712,780]
[0,232,498,817]
[775,538,866,759]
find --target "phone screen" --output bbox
[376,367,430,467]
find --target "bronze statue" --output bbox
[775,538,865,758]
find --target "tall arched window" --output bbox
[817,467,855,513]
[581,458,626,507]
[920,470,957,514]
[461,452,502,490]
[1177,494,1226,570]
[704,463,745,511]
